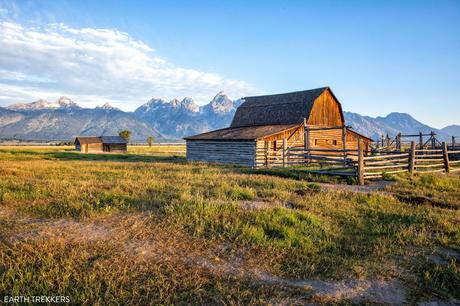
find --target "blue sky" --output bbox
[0,0,459,127]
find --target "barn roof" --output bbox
[74,136,101,144]
[230,87,330,128]
[100,136,127,144]
[347,128,374,142]
[184,124,301,141]
[74,136,127,144]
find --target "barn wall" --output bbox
[256,126,370,160]
[307,89,343,127]
[86,143,103,153]
[345,131,370,153]
[186,140,256,167]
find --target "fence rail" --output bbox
[263,139,460,185]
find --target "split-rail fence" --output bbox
[261,139,460,185]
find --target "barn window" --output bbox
[314,139,318,146]
[333,140,337,145]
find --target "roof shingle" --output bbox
[230,87,328,128]
[184,124,301,141]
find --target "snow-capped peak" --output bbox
[180,97,199,112]
[208,91,234,113]
[97,102,119,111]
[57,96,78,108]
[7,99,58,110]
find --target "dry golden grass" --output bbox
[0,146,459,304]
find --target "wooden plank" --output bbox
[365,158,409,165]
[415,154,443,158]
[364,153,409,160]
[416,149,442,152]
[364,169,407,176]
[364,164,408,170]
[416,168,445,174]
[414,158,443,163]
[415,163,445,168]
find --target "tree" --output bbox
[119,130,132,142]
[146,136,154,147]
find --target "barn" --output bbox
[74,136,128,153]
[184,87,372,167]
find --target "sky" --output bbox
[0,0,459,128]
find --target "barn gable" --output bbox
[230,87,344,128]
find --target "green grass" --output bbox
[0,146,459,304]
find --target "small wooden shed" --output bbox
[74,136,127,153]
[184,87,372,167]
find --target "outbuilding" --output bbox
[74,136,127,153]
[184,87,372,167]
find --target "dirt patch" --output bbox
[395,194,458,210]
[3,208,407,304]
[192,255,406,304]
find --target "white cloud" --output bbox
[0,21,260,110]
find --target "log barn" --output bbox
[74,136,127,153]
[184,87,372,167]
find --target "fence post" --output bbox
[342,125,347,165]
[419,132,423,149]
[303,119,309,164]
[431,131,436,149]
[282,138,287,168]
[264,141,270,168]
[357,139,364,185]
[409,141,416,176]
[396,133,401,150]
[442,142,450,173]
[453,136,456,150]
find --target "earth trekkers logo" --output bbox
[3,296,71,304]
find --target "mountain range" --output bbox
[0,93,458,142]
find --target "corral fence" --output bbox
[371,131,459,152]
[261,138,460,185]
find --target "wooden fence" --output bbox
[264,139,460,185]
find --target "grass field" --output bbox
[0,146,459,304]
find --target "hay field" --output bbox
[0,146,459,304]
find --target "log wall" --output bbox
[186,140,257,167]
[86,143,103,153]
[106,144,127,153]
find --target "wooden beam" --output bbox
[419,132,423,149]
[265,141,270,168]
[282,138,287,168]
[442,142,450,173]
[342,125,347,165]
[357,139,364,185]
[409,141,415,176]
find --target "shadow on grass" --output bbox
[5,149,186,163]
[236,167,350,184]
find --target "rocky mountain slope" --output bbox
[134,91,242,138]
[0,93,456,142]
[344,112,451,141]
[1,97,162,141]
